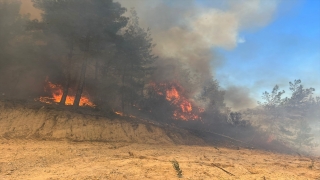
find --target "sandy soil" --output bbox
[1,101,320,179]
[0,101,203,145]
[1,139,319,180]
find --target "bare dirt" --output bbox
[1,139,319,180]
[0,101,320,179]
[0,100,203,145]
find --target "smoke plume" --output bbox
[19,0,281,109]
[116,0,280,107]
[224,86,256,111]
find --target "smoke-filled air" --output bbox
[0,0,319,179]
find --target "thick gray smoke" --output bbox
[20,0,281,109]
[224,86,256,111]
[116,0,280,105]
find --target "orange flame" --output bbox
[114,111,124,116]
[150,82,202,121]
[166,88,180,101]
[37,77,95,107]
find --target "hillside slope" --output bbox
[0,100,203,145]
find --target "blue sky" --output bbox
[214,0,320,101]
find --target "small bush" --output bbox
[171,159,182,178]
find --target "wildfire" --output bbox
[166,88,180,101]
[150,82,202,121]
[114,111,124,116]
[37,77,95,107]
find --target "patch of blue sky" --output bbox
[214,0,320,98]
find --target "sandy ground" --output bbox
[0,139,319,180]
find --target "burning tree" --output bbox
[144,81,204,121]
[31,0,128,107]
[37,77,95,107]
[112,9,157,112]
[0,0,230,128]
[1,0,228,124]
[28,2,158,114]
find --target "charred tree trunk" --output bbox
[95,58,99,81]
[121,63,127,112]
[60,42,74,105]
[130,61,134,107]
[141,70,146,98]
[73,37,90,107]
[73,57,88,107]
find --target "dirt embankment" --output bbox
[0,100,204,145]
[1,100,319,180]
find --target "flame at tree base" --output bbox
[36,77,95,107]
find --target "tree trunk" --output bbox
[60,42,74,105]
[73,37,90,107]
[95,58,99,81]
[130,61,133,107]
[121,63,127,112]
[73,58,88,107]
